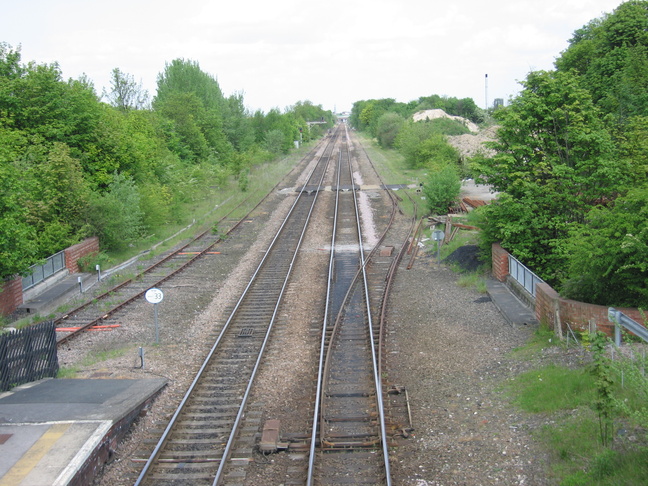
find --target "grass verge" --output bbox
[504,328,648,484]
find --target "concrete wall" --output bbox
[493,243,647,338]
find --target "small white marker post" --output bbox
[145,288,164,343]
[432,230,445,265]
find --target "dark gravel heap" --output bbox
[443,244,484,272]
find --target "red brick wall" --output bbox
[492,243,509,282]
[493,243,647,339]
[535,283,645,337]
[0,277,23,315]
[64,237,99,273]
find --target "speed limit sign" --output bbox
[145,288,164,304]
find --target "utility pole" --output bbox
[485,73,489,111]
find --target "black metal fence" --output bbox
[0,321,59,392]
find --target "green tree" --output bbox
[263,129,286,155]
[394,120,437,168]
[87,173,145,251]
[395,120,464,169]
[154,59,232,162]
[374,112,404,148]
[420,134,462,170]
[222,92,255,151]
[472,70,629,282]
[25,143,91,255]
[155,91,210,161]
[0,162,38,278]
[556,1,648,121]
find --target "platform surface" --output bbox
[0,378,166,485]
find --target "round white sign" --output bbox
[145,288,164,304]
[432,230,445,241]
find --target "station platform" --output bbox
[486,278,538,327]
[0,377,167,486]
[18,273,97,317]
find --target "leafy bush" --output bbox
[426,116,471,136]
[264,129,287,155]
[374,112,405,148]
[395,120,464,169]
[87,173,145,251]
[561,185,648,307]
[422,164,461,215]
[77,251,113,273]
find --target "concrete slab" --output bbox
[486,278,538,326]
[0,378,166,485]
[18,273,97,316]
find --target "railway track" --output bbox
[67,120,419,485]
[53,143,325,346]
[307,125,395,485]
[133,127,341,485]
[127,122,418,485]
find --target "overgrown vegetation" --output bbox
[0,45,334,280]
[470,1,648,308]
[505,324,648,484]
[350,96,475,217]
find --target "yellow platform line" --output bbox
[0,423,70,486]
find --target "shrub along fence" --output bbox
[0,321,58,392]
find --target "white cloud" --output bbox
[1,0,626,113]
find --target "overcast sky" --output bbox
[2,0,625,114]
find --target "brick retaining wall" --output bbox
[492,243,509,282]
[64,237,100,273]
[0,237,100,316]
[493,243,647,338]
[0,277,23,316]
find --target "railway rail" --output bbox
[53,142,324,346]
[133,126,341,485]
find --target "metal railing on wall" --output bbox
[508,253,544,298]
[21,250,66,291]
[608,308,648,346]
[0,321,59,391]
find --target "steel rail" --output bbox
[309,125,394,485]
[210,128,337,486]
[134,127,340,486]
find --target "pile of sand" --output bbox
[413,108,480,132]
[412,109,497,158]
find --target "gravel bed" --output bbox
[63,131,563,485]
[386,252,551,485]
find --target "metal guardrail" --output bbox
[508,253,544,297]
[608,307,648,346]
[21,251,66,291]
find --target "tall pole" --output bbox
[485,73,489,111]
